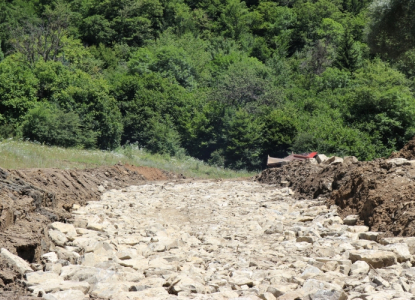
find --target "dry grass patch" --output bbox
[0,139,255,179]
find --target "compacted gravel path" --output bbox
[10,180,415,299]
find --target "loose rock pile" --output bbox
[8,181,415,299]
[257,154,415,237]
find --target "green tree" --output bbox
[32,59,123,149]
[343,59,415,155]
[219,0,252,40]
[0,55,38,127]
[262,109,298,158]
[144,115,184,156]
[334,28,361,74]
[224,108,264,170]
[111,73,196,147]
[128,45,198,89]
[79,14,115,45]
[9,1,72,67]
[366,0,415,60]
[293,0,343,49]
[21,104,97,148]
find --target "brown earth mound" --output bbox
[389,136,415,160]
[256,158,415,238]
[0,164,180,298]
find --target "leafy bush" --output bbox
[21,104,97,148]
[144,116,184,156]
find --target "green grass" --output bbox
[0,139,256,179]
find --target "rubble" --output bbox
[256,153,415,237]
[0,164,178,298]
[20,181,415,299]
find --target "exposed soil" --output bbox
[256,155,415,239]
[390,136,415,160]
[0,163,181,298]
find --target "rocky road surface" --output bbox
[6,180,415,299]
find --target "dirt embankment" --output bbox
[389,136,415,160]
[256,145,415,238]
[0,164,179,298]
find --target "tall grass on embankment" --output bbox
[0,139,255,179]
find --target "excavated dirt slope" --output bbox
[0,164,179,298]
[390,136,415,160]
[256,153,415,238]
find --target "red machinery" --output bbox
[267,152,318,168]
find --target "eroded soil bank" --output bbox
[256,147,415,238]
[0,164,180,298]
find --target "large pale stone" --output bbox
[90,282,136,299]
[302,279,344,296]
[264,222,284,234]
[343,156,358,165]
[359,232,381,242]
[86,223,105,232]
[349,261,370,276]
[316,154,328,164]
[117,287,169,300]
[64,266,115,284]
[42,252,59,264]
[301,266,323,280]
[379,237,415,255]
[49,222,77,241]
[55,247,80,264]
[297,236,316,243]
[59,280,90,294]
[325,156,344,165]
[117,248,138,260]
[276,290,305,300]
[81,252,108,267]
[148,257,175,271]
[43,289,87,300]
[0,248,33,274]
[386,158,410,166]
[382,243,412,262]
[347,226,369,233]
[315,259,352,275]
[25,271,62,286]
[343,215,359,226]
[266,285,296,298]
[49,230,68,246]
[118,258,149,271]
[349,250,397,268]
[71,237,101,253]
[170,275,206,294]
[28,280,90,294]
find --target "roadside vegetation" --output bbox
[0,139,254,178]
[1,0,415,171]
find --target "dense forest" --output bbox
[0,0,414,170]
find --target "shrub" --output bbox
[21,104,97,148]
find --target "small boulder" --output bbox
[359,232,381,242]
[49,222,77,241]
[43,289,86,300]
[25,271,62,286]
[49,230,68,247]
[301,266,323,280]
[349,250,397,268]
[343,215,359,226]
[382,243,412,262]
[343,156,358,165]
[324,156,344,165]
[264,222,284,234]
[316,154,329,164]
[0,248,33,274]
[349,261,370,276]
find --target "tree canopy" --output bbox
[0,0,414,169]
